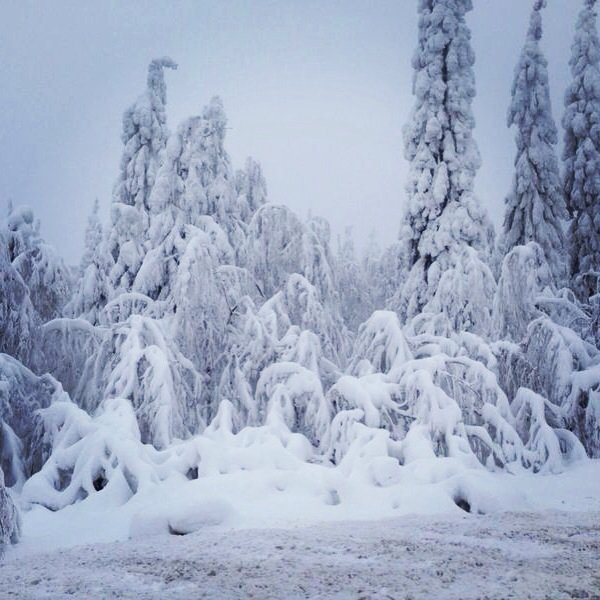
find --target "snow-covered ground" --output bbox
[1,510,599,599]
[2,460,600,598]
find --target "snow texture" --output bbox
[2,507,600,599]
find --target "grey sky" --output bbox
[0,0,582,263]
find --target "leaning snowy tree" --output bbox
[108,57,177,293]
[398,0,495,335]
[503,0,569,286]
[563,0,600,302]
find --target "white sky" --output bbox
[0,0,582,263]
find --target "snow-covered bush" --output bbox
[348,311,412,376]
[76,315,204,449]
[568,364,600,456]
[21,399,166,510]
[495,315,600,457]
[330,310,579,471]
[255,362,331,447]
[512,388,586,473]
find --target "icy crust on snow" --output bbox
[3,511,600,600]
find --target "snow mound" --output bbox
[130,497,234,538]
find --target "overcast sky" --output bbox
[0,0,582,263]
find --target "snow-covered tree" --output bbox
[329,311,582,471]
[108,57,177,292]
[0,467,19,551]
[20,399,160,511]
[5,206,71,324]
[494,312,600,457]
[503,0,568,285]
[247,205,340,312]
[64,199,109,323]
[492,242,554,342]
[563,0,600,301]
[135,97,244,302]
[375,241,406,310]
[0,231,37,364]
[336,227,373,331]
[423,246,496,337]
[0,353,68,487]
[164,96,247,260]
[80,199,103,275]
[235,157,267,223]
[170,231,230,391]
[398,0,494,325]
[76,315,204,449]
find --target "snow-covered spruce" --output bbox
[503,0,568,286]
[108,57,177,293]
[4,205,71,327]
[563,0,600,302]
[64,199,109,324]
[398,0,494,329]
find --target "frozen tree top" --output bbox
[147,57,178,107]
